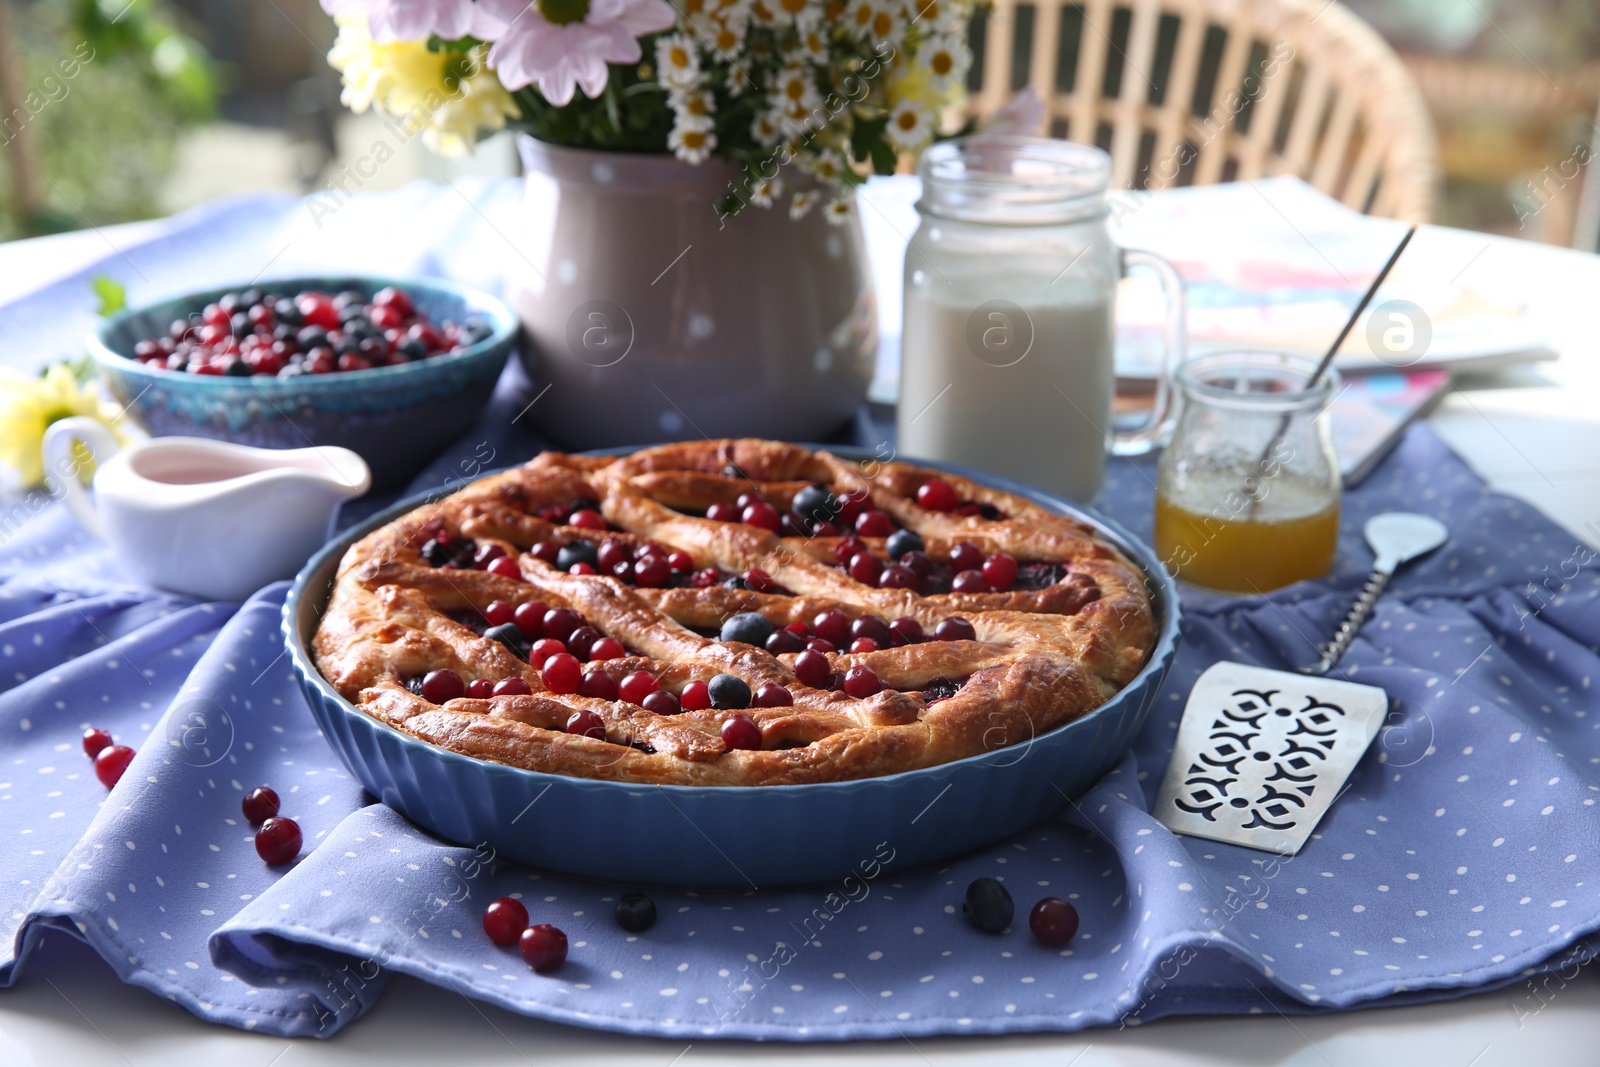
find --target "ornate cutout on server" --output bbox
[1154,662,1388,854]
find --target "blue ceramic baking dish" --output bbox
[90,275,517,489]
[283,453,1180,889]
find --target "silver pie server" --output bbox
[1153,513,1450,854]
[1302,512,1449,676]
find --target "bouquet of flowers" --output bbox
[321,0,979,220]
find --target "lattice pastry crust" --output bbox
[312,440,1155,785]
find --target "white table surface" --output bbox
[4,197,1600,1066]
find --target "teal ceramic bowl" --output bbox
[89,275,517,489]
[283,452,1181,888]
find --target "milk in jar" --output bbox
[897,137,1185,503]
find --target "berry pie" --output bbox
[312,440,1155,785]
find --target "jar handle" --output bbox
[1112,248,1187,457]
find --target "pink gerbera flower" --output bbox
[319,0,507,42]
[479,0,675,105]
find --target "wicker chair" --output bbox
[964,0,1439,222]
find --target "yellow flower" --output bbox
[327,17,517,158]
[0,365,128,489]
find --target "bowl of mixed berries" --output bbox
[89,275,518,488]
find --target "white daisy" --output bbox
[773,61,821,114]
[750,109,781,145]
[845,0,875,38]
[669,122,718,163]
[707,13,748,56]
[726,58,753,96]
[655,33,703,90]
[796,26,828,60]
[671,86,717,128]
[801,147,848,182]
[903,0,958,31]
[919,33,970,92]
[884,96,935,150]
[823,195,854,225]
[866,1,905,46]
[789,189,820,219]
[749,174,785,206]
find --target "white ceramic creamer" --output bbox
[42,418,370,601]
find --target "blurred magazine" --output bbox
[1328,370,1453,486]
[1110,177,1555,379]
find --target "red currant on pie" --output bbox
[588,637,625,661]
[916,479,958,511]
[618,671,660,705]
[843,666,881,699]
[642,690,681,716]
[486,556,524,581]
[950,542,984,571]
[541,653,582,694]
[952,569,992,594]
[983,552,1019,591]
[721,713,762,750]
[579,669,619,700]
[753,682,793,707]
[529,638,566,665]
[848,551,882,585]
[565,709,606,739]
[518,601,556,633]
[812,608,850,645]
[793,649,831,688]
[679,679,712,711]
[854,510,893,537]
[741,502,781,531]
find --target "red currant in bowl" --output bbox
[90,276,517,490]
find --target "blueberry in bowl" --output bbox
[89,275,518,489]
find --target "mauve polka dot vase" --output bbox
[89,275,518,489]
[281,450,1182,889]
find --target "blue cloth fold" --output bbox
[4,417,1599,1041]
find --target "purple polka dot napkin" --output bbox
[4,416,1599,1041]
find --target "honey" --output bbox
[1154,486,1339,594]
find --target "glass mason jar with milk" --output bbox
[898,136,1185,503]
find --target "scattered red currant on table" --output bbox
[483,897,529,946]
[1029,896,1080,945]
[519,924,568,972]
[94,744,134,788]
[255,816,303,866]
[242,786,280,825]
